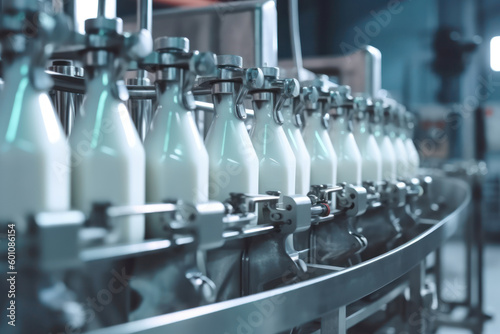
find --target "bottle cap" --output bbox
[217,55,243,68]
[154,36,189,53]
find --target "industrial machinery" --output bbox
[0,1,485,333]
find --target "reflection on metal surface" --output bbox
[85,175,470,334]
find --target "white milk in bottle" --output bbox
[203,55,262,202]
[372,99,397,182]
[403,111,420,177]
[250,67,298,197]
[352,96,382,183]
[282,99,311,195]
[0,7,71,232]
[387,101,410,180]
[143,37,212,237]
[328,86,362,186]
[301,84,338,196]
[0,58,70,231]
[70,18,151,243]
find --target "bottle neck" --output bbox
[252,93,280,128]
[282,103,296,128]
[372,122,385,138]
[330,111,350,134]
[386,121,398,139]
[399,127,408,140]
[303,99,328,129]
[304,110,325,130]
[157,81,183,110]
[353,116,370,137]
[86,67,114,93]
[212,87,238,119]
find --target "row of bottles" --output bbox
[0,13,421,243]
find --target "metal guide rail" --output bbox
[0,175,471,334]
[81,176,470,334]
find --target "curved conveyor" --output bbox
[87,176,471,334]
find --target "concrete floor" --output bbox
[437,243,500,334]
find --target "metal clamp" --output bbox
[140,36,217,110]
[336,184,368,217]
[290,86,319,127]
[226,192,280,214]
[82,17,153,101]
[370,98,386,125]
[353,95,373,122]
[379,181,407,208]
[406,177,425,199]
[362,181,383,208]
[177,201,225,251]
[185,270,217,304]
[308,184,343,204]
[331,85,354,112]
[249,67,300,125]
[28,211,86,271]
[304,75,338,129]
[195,55,264,120]
[87,201,224,251]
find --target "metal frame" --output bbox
[123,0,278,68]
[85,177,470,334]
[434,166,491,334]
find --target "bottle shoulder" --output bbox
[0,89,68,152]
[71,97,143,156]
[205,118,258,162]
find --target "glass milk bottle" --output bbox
[387,100,410,180]
[372,99,397,182]
[403,110,420,177]
[142,37,215,237]
[328,86,362,186]
[352,96,382,183]
[301,82,338,195]
[202,55,264,202]
[282,89,315,195]
[0,11,70,232]
[250,67,299,197]
[70,18,152,243]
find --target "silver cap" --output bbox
[353,96,368,112]
[261,66,279,78]
[217,55,243,68]
[85,17,123,34]
[154,36,189,53]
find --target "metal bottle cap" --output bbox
[303,86,319,105]
[353,96,368,111]
[282,78,300,98]
[261,66,279,78]
[48,60,79,76]
[334,85,352,103]
[84,17,123,34]
[217,55,243,68]
[337,85,352,96]
[154,36,189,53]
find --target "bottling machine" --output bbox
[0,0,486,333]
